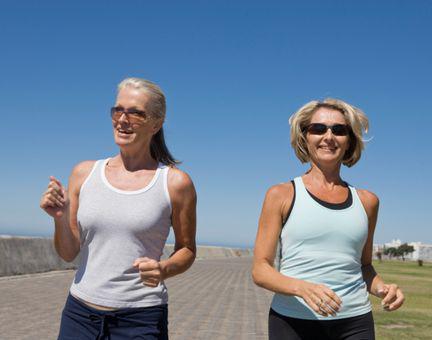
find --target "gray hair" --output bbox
[117,77,179,165]
[118,77,166,121]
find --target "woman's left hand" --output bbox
[133,257,164,287]
[376,283,404,311]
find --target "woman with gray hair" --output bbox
[40,77,197,339]
[252,99,404,339]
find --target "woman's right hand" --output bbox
[297,281,342,317]
[40,176,69,219]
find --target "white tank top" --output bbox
[271,176,371,320]
[70,158,172,308]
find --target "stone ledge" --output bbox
[0,236,252,277]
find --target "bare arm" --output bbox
[252,184,298,294]
[160,168,197,279]
[40,161,95,262]
[358,189,404,311]
[252,183,342,317]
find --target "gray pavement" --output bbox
[0,257,272,340]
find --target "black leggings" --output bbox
[269,308,375,340]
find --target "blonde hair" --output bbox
[117,77,179,165]
[289,98,369,167]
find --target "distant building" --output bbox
[406,242,432,261]
[373,240,432,261]
[385,239,402,248]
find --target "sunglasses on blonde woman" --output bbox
[110,106,148,123]
[303,123,350,136]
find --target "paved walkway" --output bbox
[0,257,272,340]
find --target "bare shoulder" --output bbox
[265,181,294,203]
[69,160,97,189]
[262,182,295,220]
[167,166,196,197]
[356,189,379,216]
[71,160,96,179]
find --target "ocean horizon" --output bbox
[0,232,253,250]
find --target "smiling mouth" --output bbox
[117,129,133,135]
[319,146,337,151]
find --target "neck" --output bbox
[305,162,343,186]
[114,143,158,171]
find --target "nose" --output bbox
[113,112,131,129]
[322,127,335,140]
[117,112,129,123]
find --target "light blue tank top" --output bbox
[70,158,172,308]
[271,177,371,320]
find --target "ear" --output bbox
[151,119,163,135]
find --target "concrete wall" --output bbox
[0,236,252,277]
[0,236,78,277]
[162,244,252,259]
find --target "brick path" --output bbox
[0,258,272,340]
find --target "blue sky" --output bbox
[1,1,431,247]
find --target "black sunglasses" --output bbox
[303,123,350,136]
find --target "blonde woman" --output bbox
[253,99,404,340]
[40,78,196,339]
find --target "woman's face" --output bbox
[112,87,161,149]
[305,108,351,167]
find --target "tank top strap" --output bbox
[348,184,366,212]
[293,176,308,199]
[160,164,172,211]
[79,159,103,195]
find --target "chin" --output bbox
[316,157,344,166]
[312,153,343,165]
[113,132,134,145]
[114,137,134,147]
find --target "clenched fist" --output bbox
[40,176,68,219]
[133,257,164,288]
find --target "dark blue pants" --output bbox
[269,308,375,340]
[58,294,168,340]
